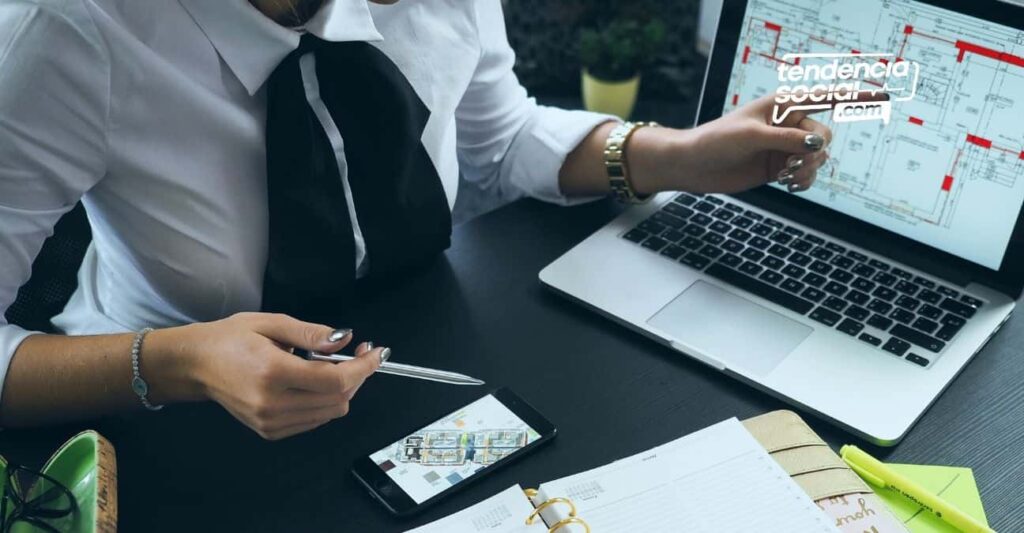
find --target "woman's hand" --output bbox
[630,93,842,195]
[148,312,385,440]
[559,91,891,199]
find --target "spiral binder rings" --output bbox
[408,415,839,532]
[523,488,590,533]
[404,483,592,533]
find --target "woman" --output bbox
[0,0,837,440]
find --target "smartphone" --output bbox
[352,387,556,516]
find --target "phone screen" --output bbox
[367,393,543,505]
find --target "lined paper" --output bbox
[531,418,838,532]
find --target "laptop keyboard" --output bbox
[622,193,986,368]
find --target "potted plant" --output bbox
[579,18,666,119]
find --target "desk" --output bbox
[3,198,1023,531]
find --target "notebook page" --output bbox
[405,484,547,533]
[533,418,838,532]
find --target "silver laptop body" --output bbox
[541,0,1023,445]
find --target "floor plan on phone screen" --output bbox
[369,394,541,504]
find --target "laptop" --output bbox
[541,0,1024,445]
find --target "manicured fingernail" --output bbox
[328,328,351,343]
[786,156,804,171]
[788,183,804,192]
[804,133,825,152]
[379,347,391,364]
[365,341,374,351]
[777,169,794,183]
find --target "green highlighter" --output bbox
[841,445,993,533]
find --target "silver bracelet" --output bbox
[130,327,164,411]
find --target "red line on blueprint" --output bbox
[851,49,861,54]
[955,40,1024,67]
[909,116,924,126]
[966,134,992,149]
[763,21,782,56]
[898,31,909,58]
[1020,151,1024,160]
[942,175,953,191]
[756,52,797,66]
[742,46,751,64]
[732,94,739,105]
[745,19,794,64]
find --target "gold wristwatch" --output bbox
[604,121,658,204]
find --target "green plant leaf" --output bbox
[577,15,668,81]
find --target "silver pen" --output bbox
[306,351,485,386]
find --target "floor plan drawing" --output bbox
[398,429,530,466]
[724,0,1024,268]
[369,394,541,504]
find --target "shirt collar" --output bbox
[178,0,384,95]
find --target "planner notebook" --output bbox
[407,416,843,532]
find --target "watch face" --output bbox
[131,376,149,396]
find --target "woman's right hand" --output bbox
[148,312,384,440]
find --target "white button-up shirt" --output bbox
[0,0,610,399]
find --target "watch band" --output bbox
[130,327,164,411]
[604,121,659,204]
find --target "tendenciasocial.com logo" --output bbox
[772,53,919,125]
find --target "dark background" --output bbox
[505,0,706,104]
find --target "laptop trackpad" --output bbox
[647,281,812,376]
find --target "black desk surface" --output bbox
[4,198,1023,532]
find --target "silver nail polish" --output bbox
[365,341,374,350]
[803,133,825,152]
[786,156,804,171]
[328,328,351,343]
[777,170,794,183]
[379,347,391,364]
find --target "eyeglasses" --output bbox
[1,464,78,533]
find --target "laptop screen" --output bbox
[723,0,1024,270]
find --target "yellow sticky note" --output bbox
[877,463,988,533]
